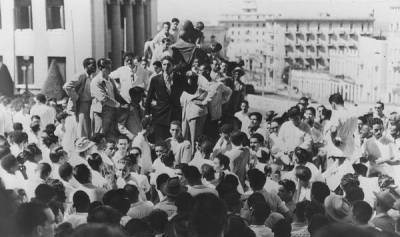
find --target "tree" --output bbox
[41,59,66,100]
[0,63,14,97]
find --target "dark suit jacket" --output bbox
[145,73,183,126]
[63,72,91,113]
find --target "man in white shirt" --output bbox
[276,106,312,165]
[110,53,149,103]
[183,166,218,197]
[373,101,388,129]
[234,100,251,133]
[132,117,153,175]
[30,94,56,129]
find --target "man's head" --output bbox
[171,18,179,30]
[351,200,373,225]
[269,121,279,135]
[240,100,249,113]
[170,121,182,139]
[1,154,19,174]
[116,135,129,153]
[213,154,230,172]
[294,147,310,165]
[374,101,384,116]
[15,202,55,237]
[299,97,309,108]
[249,112,262,129]
[287,106,302,127]
[304,107,316,125]
[36,94,47,104]
[295,166,312,187]
[182,166,202,186]
[219,124,233,140]
[278,179,296,203]
[211,59,220,72]
[311,182,330,204]
[199,64,211,78]
[153,61,162,74]
[161,56,173,75]
[329,93,344,110]
[249,133,264,151]
[83,57,96,75]
[73,164,92,184]
[161,37,171,50]
[73,191,90,213]
[104,140,116,158]
[162,21,171,33]
[123,52,134,68]
[155,141,168,159]
[190,193,227,237]
[97,58,112,77]
[371,118,384,139]
[247,169,267,191]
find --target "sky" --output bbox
[157,0,400,25]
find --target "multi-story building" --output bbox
[0,0,157,92]
[265,14,374,90]
[218,0,268,86]
[202,25,229,57]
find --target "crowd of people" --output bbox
[1,18,400,237]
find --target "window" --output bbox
[46,0,65,29]
[48,57,66,82]
[16,56,34,85]
[14,0,32,29]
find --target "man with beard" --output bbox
[64,57,97,137]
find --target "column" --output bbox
[125,0,134,52]
[144,0,152,40]
[134,0,145,57]
[110,0,122,69]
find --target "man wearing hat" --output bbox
[69,137,95,167]
[154,177,186,218]
[371,190,396,232]
[324,194,352,223]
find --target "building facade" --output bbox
[0,0,157,92]
[265,14,374,90]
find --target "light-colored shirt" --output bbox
[30,103,56,128]
[65,213,88,229]
[278,121,312,152]
[187,184,219,197]
[132,131,152,174]
[109,65,149,103]
[234,111,251,133]
[249,225,274,237]
[127,201,154,219]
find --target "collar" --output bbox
[374,212,389,218]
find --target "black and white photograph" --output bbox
[0,0,400,236]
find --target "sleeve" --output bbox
[109,68,120,80]
[221,85,232,104]
[144,78,156,115]
[90,78,120,108]
[180,141,192,164]
[63,74,83,101]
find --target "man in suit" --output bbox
[145,56,183,143]
[63,58,96,137]
[90,58,128,139]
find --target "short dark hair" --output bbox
[295,166,312,183]
[287,106,301,118]
[59,162,73,181]
[371,117,383,126]
[311,182,330,204]
[147,209,169,234]
[129,86,145,100]
[49,147,64,163]
[190,193,227,237]
[163,21,171,27]
[376,101,384,110]
[141,117,152,129]
[329,93,344,105]
[1,154,18,172]
[294,146,310,164]
[153,60,162,68]
[31,115,41,121]
[247,169,266,191]
[13,122,23,131]
[294,200,311,222]
[37,162,52,180]
[182,166,202,183]
[36,93,46,103]
[299,97,309,104]
[124,184,139,203]
[97,58,111,70]
[88,153,103,172]
[215,153,230,170]
[73,190,90,212]
[230,131,245,146]
[35,183,56,204]
[305,107,316,116]
[15,202,49,236]
[252,202,271,223]
[123,52,134,60]
[73,164,91,184]
[250,133,264,144]
[249,112,262,123]
[278,179,296,193]
[241,100,249,106]
[220,124,233,134]
[13,131,28,145]
[156,173,170,191]
[107,189,131,216]
[171,18,179,23]
[83,57,96,68]
[56,112,69,123]
[126,219,152,236]
[345,185,364,204]
[90,133,106,145]
[161,55,173,64]
[352,200,372,224]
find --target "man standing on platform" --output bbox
[145,56,183,142]
[90,58,128,139]
[109,52,149,103]
[63,58,96,137]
